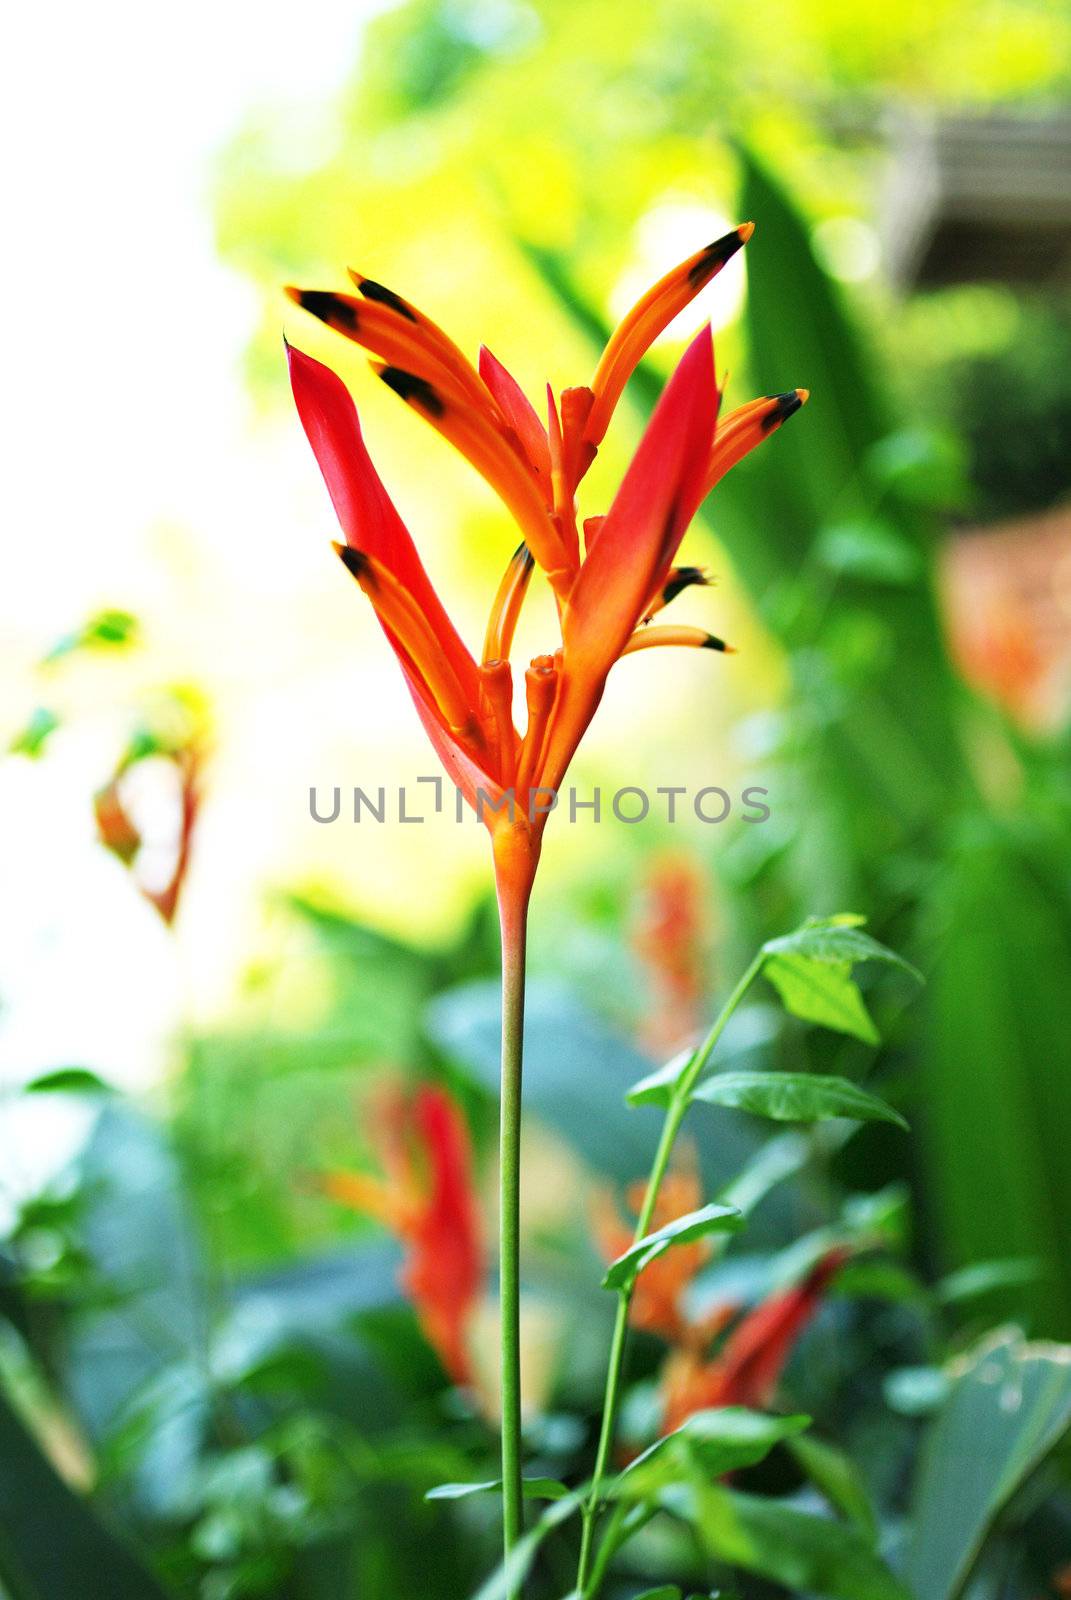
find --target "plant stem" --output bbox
[498,885,529,1598]
[575,951,766,1597]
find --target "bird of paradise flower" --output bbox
[285,223,807,1584]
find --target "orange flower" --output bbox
[286,228,806,905]
[324,1084,483,1387]
[632,853,710,1053]
[94,739,203,926]
[594,1159,726,1346]
[660,1247,849,1436]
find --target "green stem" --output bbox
[575,951,766,1597]
[498,886,529,1598]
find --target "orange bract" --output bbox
[287,227,807,903]
[323,1084,484,1388]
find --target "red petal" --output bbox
[713,1247,849,1410]
[479,345,552,491]
[287,342,479,701]
[563,325,718,676]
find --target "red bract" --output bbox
[660,1247,850,1436]
[286,226,807,907]
[323,1084,483,1388]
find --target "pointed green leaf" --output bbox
[692,1071,907,1131]
[626,1046,694,1108]
[602,1203,743,1292]
[427,1476,569,1503]
[762,914,921,980]
[612,1409,810,1501]
[788,1432,879,1540]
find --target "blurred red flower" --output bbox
[324,1084,483,1387]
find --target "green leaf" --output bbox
[692,1071,907,1130]
[469,1488,585,1600]
[907,1329,1071,1599]
[762,915,920,977]
[612,1409,810,1501]
[760,914,920,1045]
[427,1476,569,1502]
[602,1204,743,1292]
[717,1131,812,1215]
[935,1258,1042,1307]
[683,1484,912,1600]
[633,1590,681,1600]
[788,1432,879,1540]
[626,1045,694,1108]
[8,708,60,758]
[43,608,139,664]
[0,1389,173,1599]
[22,1068,112,1096]
[815,519,922,586]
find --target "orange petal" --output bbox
[705,388,809,495]
[479,346,552,494]
[620,624,733,655]
[584,225,751,451]
[372,362,573,593]
[483,541,536,665]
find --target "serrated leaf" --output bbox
[602,1203,743,1292]
[762,914,920,978]
[684,1484,912,1600]
[612,1409,810,1501]
[691,1071,907,1130]
[427,1476,569,1502]
[760,917,921,1045]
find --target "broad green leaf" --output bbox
[633,1590,681,1600]
[612,1409,810,1501]
[0,1389,172,1600]
[692,1071,907,1130]
[907,1329,1071,1599]
[22,1067,111,1096]
[788,1432,879,1540]
[427,1476,569,1502]
[682,1484,912,1600]
[602,1204,743,1292]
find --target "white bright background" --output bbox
[1,1,776,1189]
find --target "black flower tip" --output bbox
[377,366,445,418]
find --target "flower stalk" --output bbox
[495,865,530,1590]
[576,952,766,1596]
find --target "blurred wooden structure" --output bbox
[881,114,1071,289]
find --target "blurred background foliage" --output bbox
[4,0,1071,1594]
